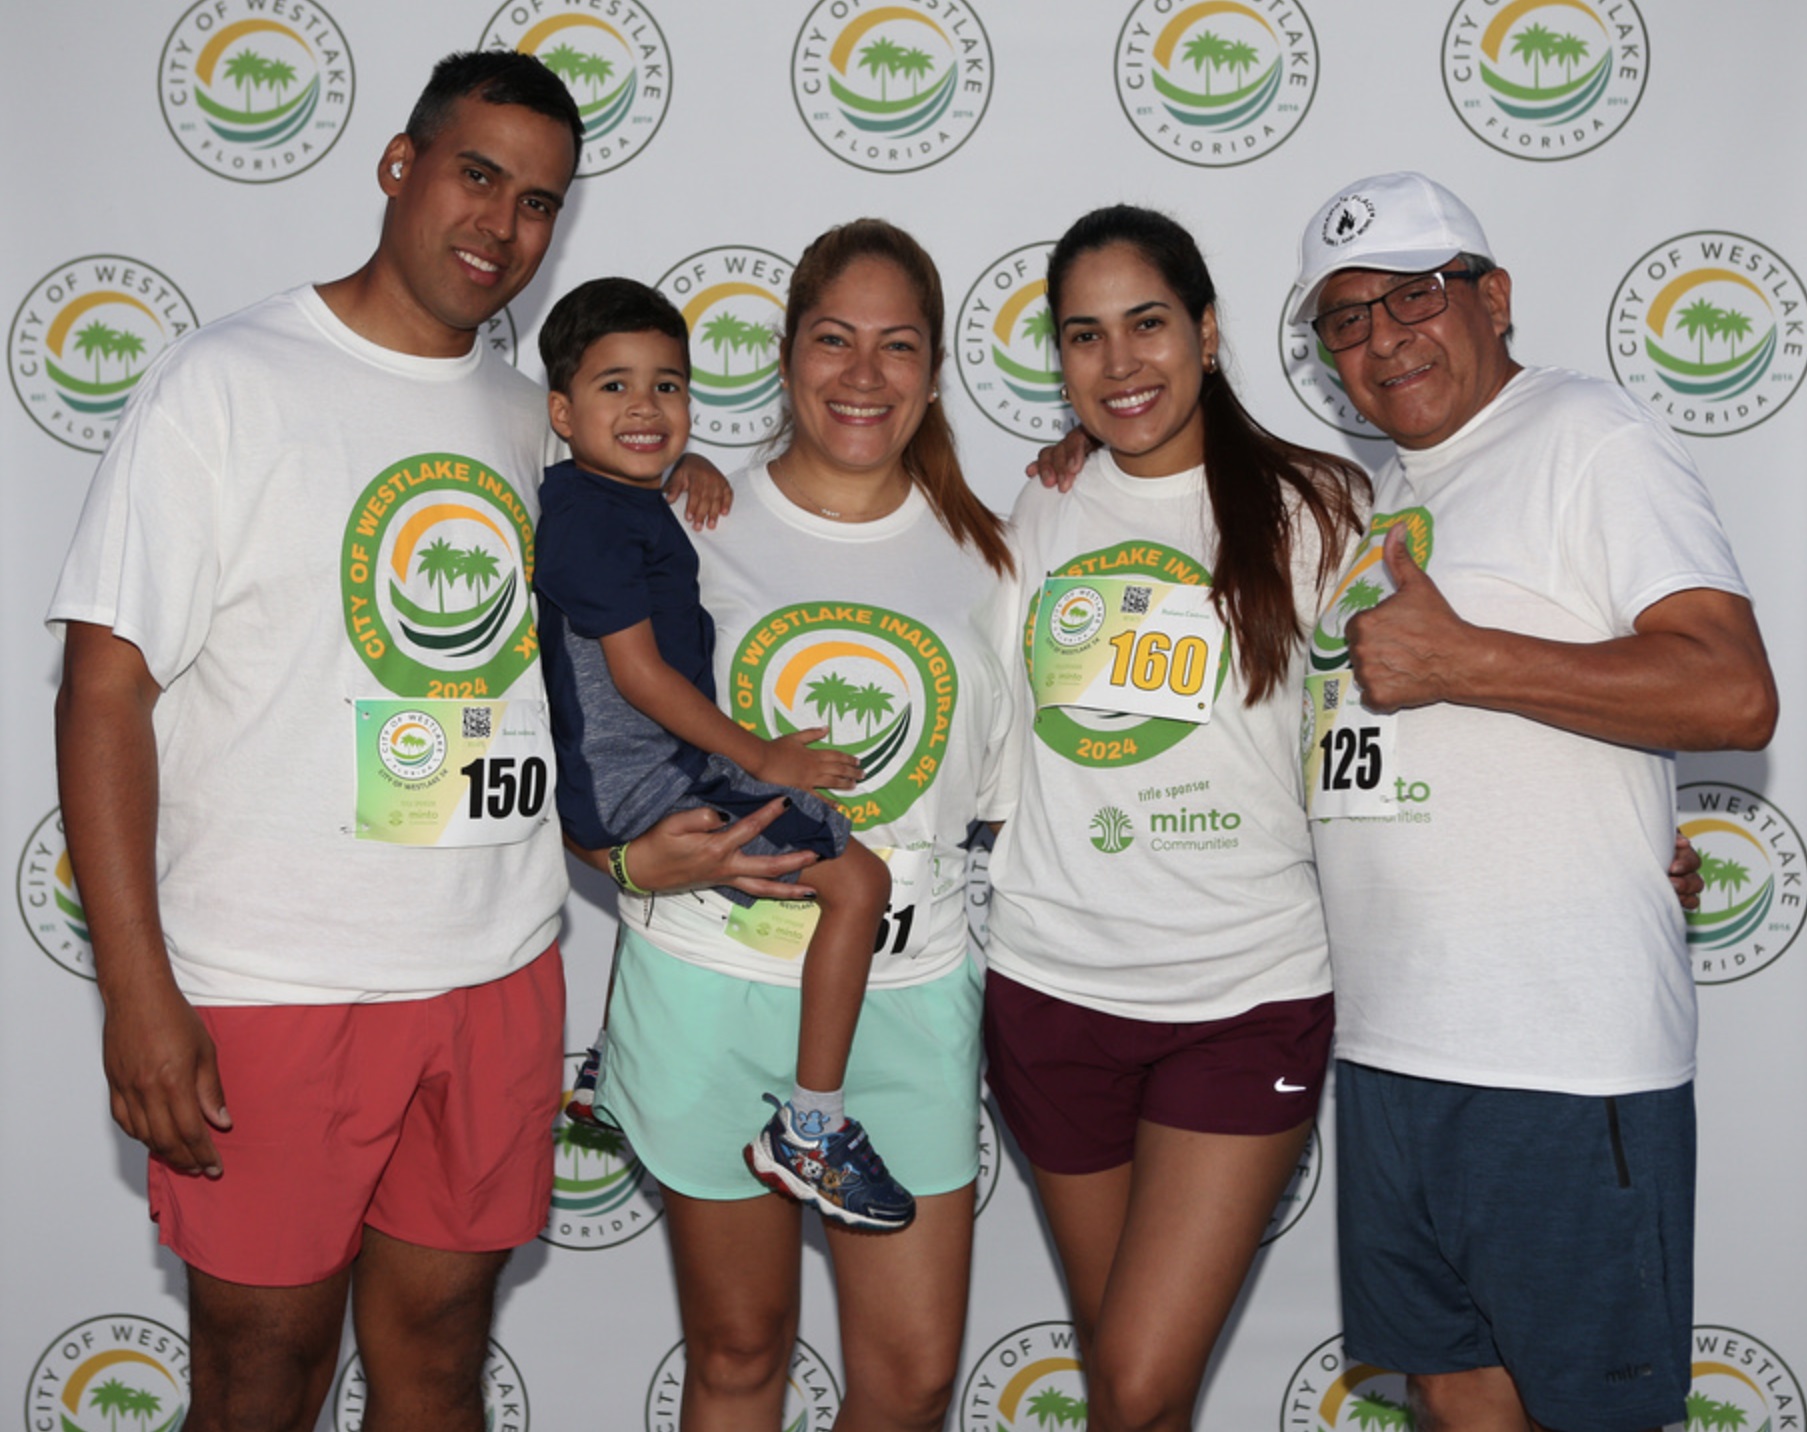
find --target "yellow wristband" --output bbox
[608,841,649,896]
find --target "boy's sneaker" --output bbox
[564,1047,621,1132]
[745,1094,916,1232]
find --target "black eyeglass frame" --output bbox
[1310,268,1481,353]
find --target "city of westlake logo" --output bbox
[1608,233,1806,437]
[790,0,994,173]
[1280,299,1390,440]
[647,1339,839,1431]
[1114,0,1320,168]
[1309,510,1434,674]
[8,256,197,453]
[1265,1119,1321,1244]
[375,711,448,781]
[339,453,540,699]
[1443,0,1647,161]
[481,2,671,177]
[26,1315,189,1432]
[159,0,353,182]
[1280,1334,1412,1432]
[543,1050,665,1250]
[1678,783,1802,984]
[958,1321,1086,1432]
[954,243,1079,443]
[1687,1326,1804,1432]
[727,601,956,831]
[657,247,791,449]
[1027,541,1223,769]
[1090,805,1135,854]
[17,807,94,980]
[334,1338,527,1430]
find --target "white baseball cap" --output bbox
[1288,171,1495,324]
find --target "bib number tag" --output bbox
[1030,576,1223,726]
[1302,675,1397,818]
[725,845,932,964]
[353,699,552,846]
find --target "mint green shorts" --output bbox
[603,927,983,1200]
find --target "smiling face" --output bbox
[1055,243,1216,478]
[549,330,691,487]
[1319,263,1518,450]
[781,255,936,485]
[372,93,577,356]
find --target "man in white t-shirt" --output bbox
[1290,172,1776,1432]
[47,51,794,1432]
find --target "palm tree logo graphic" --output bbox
[192,23,323,153]
[383,509,521,664]
[40,291,173,424]
[1477,5,1615,127]
[1645,272,1777,404]
[991,284,1066,409]
[829,13,957,137]
[1150,3,1284,130]
[527,16,641,143]
[1679,816,1775,957]
[1310,511,1432,672]
[669,268,788,440]
[46,1339,186,1432]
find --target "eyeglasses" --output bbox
[1311,269,1480,353]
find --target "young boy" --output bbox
[533,278,913,1232]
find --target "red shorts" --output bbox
[983,971,1332,1174]
[148,944,564,1286]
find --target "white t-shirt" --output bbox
[621,463,1013,990]
[985,449,1336,1022]
[48,287,568,1004]
[1309,366,1750,1094]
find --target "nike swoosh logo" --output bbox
[1274,1078,1308,1093]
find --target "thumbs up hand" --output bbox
[1346,524,1471,713]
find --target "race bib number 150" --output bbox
[353,698,552,846]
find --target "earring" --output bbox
[1205,353,1217,374]
[1059,384,1069,402]
[929,387,939,402]
[390,161,403,179]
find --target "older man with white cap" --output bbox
[1294,171,1776,1432]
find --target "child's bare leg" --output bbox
[794,840,890,1094]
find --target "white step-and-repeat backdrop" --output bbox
[4,3,1801,1428]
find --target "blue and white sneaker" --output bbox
[564,1047,621,1133]
[745,1094,916,1232]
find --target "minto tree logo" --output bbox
[542,1051,665,1250]
[159,0,353,182]
[26,1316,189,1432]
[1443,0,1646,160]
[17,807,94,980]
[1090,806,1135,854]
[1678,783,1802,984]
[8,256,197,453]
[481,3,671,176]
[791,0,994,173]
[1686,1327,1803,1432]
[959,1321,1086,1431]
[1279,1334,1411,1432]
[954,243,1079,443]
[1608,233,1805,436]
[727,601,956,831]
[1309,510,1434,674]
[1114,0,1319,167]
[657,247,792,449]
[334,1339,527,1430]
[647,1340,840,1430]
[339,452,540,698]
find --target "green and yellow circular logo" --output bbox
[1678,783,1802,985]
[1028,542,1224,768]
[1607,232,1806,437]
[16,807,93,981]
[159,0,353,182]
[1685,1327,1803,1432]
[481,2,672,177]
[1309,510,1433,674]
[958,1321,1086,1431]
[542,1051,665,1251]
[953,243,1079,443]
[8,256,197,453]
[656,247,792,450]
[334,1339,527,1430]
[646,1339,839,1430]
[726,600,957,831]
[25,1316,189,1432]
[1279,1334,1409,1431]
[790,0,994,173]
[339,452,540,698]
[1114,0,1319,167]
[1442,0,1647,160]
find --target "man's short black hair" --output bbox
[406,50,584,160]
[538,279,691,393]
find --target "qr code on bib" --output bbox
[1121,585,1151,615]
[462,706,493,740]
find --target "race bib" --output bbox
[725,844,933,964]
[352,698,553,846]
[1030,576,1224,725]
[1302,674,1397,818]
